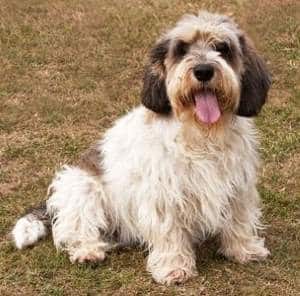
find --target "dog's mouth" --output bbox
[193,90,221,124]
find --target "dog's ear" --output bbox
[141,39,171,114]
[237,35,271,117]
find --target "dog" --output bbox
[12,11,271,285]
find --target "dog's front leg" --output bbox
[219,186,270,263]
[146,228,197,285]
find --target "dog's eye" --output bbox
[173,40,189,58]
[215,42,230,56]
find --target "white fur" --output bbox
[12,214,47,249]
[166,11,241,47]
[12,106,269,283]
[46,166,112,261]
[44,106,268,283]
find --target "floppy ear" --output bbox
[237,35,271,117]
[141,39,171,114]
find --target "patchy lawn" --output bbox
[0,0,299,295]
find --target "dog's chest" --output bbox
[162,129,258,234]
[102,108,259,233]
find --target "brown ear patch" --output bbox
[141,39,171,114]
[141,68,171,114]
[237,35,271,117]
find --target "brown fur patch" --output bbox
[141,38,172,115]
[144,109,159,124]
[237,34,271,116]
[77,144,102,176]
[193,30,215,44]
[25,202,50,227]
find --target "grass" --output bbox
[0,0,299,295]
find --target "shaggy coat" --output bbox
[12,11,271,285]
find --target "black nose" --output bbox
[193,64,214,82]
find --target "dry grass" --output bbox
[0,0,299,295]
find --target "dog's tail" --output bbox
[12,202,50,249]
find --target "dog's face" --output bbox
[142,12,271,126]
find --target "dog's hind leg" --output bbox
[47,165,115,264]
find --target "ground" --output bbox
[0,0,299,295]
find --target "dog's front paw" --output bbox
[163,269,189,285]
[236,246,270,263]
[153,268,197,285]
[221,238,270,263]
[69,243,107,264]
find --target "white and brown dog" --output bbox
[12,11,271,285]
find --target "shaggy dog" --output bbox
[12,11,271,285]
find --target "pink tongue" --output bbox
[195,92,221,124]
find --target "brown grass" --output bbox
[0,0,299,295]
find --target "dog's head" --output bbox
[141,11,271,126]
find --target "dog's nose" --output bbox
[193,64,214,82]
